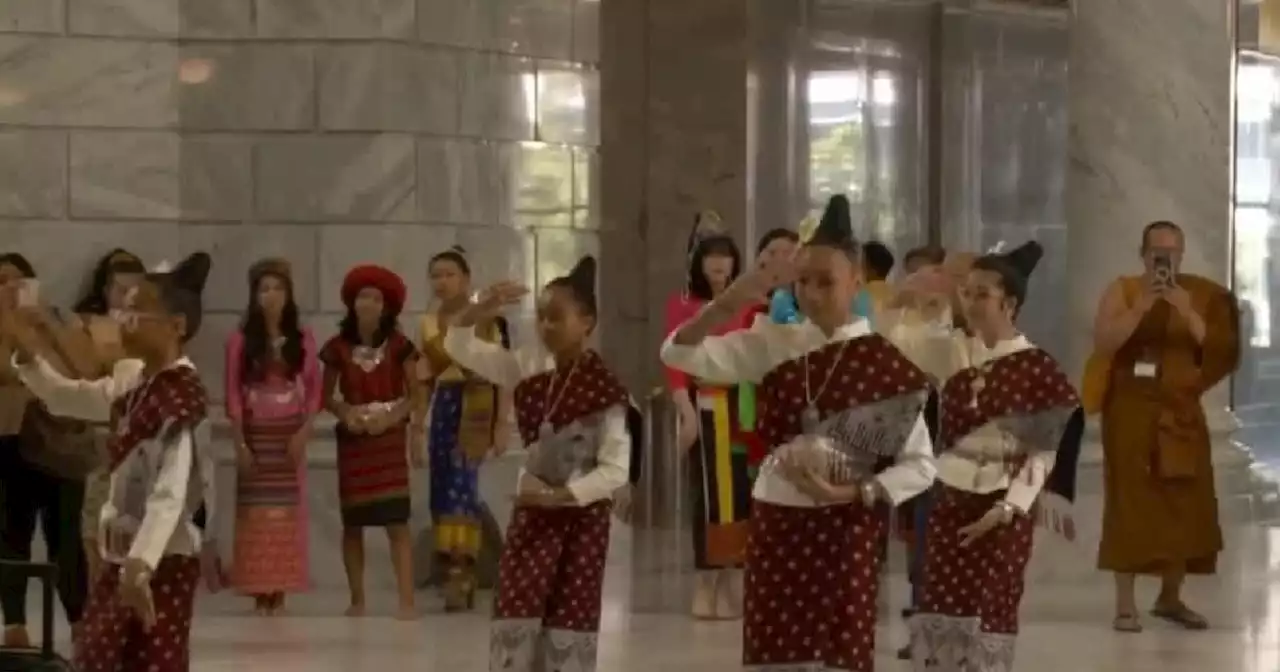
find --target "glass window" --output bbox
[1232,54,1280,429]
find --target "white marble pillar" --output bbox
[1063,0,1275,526]
[1065,0,1232,379]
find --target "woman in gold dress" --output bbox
[417,247,511,611]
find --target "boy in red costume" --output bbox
[6,253,215,671]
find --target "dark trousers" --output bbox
[0,435,88,626]
[909,490,935,607]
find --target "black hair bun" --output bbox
[812,194,854,244]
[1003,241,1043,280]
[568,255,596,294]
[171,252,212,294]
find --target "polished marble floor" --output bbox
[26,522,1280,671]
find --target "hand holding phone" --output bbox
[15,279,38,308]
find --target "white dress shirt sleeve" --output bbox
[1004,452,1056,514]
[14,356,144,423]
[198,430,217,544]
[873,412,937,505]
[566,405,631,505]
[660,319,790,385]
[442,325,523,388]
[127,427,194,570]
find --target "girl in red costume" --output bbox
[9,253,216,672]
[319,265,423,619]
[444,256,639,672]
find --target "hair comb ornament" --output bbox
[692,210,725,242]
[987,240,1007,254]
[797,215,819,244]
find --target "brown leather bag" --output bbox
[19,402,100,479]
[16,309,104,480]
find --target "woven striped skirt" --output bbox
[231,413,310,594]
[690,386,752,570]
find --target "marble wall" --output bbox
[0,0,602,406]
[1064,0,1233,383]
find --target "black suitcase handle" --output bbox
[0,560,56,659]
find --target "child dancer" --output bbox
[663,195,937,671]
[908,242,1084,672]
[7,253,216,672]
[443,256,638,672]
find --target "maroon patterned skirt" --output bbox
[490,501,612,672]
[910,484,1034,671]
[743,500,888,671]
[76,555,201,672]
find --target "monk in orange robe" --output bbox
[1090,221,1240,633]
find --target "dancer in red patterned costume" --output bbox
[663,195,937,672]
[909,242,1085,672]
[7,253,216,672]
[443,256,639,672]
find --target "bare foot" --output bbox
[394,605,419,621]
[691,582,714,620]
[344,603,366,617]
[3,626,30,648]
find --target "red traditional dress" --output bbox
[663,318,936,671]
[910,335,1083,672]
[319,331,417,527]
[664,293,759,568]
[14,355,213,672]
[441,326,636,672]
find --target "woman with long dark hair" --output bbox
[225,258,320,615]
[416,246,511,611]
[663,211,756,620]
[320,265,422,619]
[72,249,146,584]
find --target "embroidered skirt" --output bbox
[428,383,485,558]
[490,501,612,672]
[743,500,888,671]
[76,555,201,672]
[691,386,753,569]
[232,413,310,594]
[335,425,411,527]
[910,485,1034,672]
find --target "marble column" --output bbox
[599,0,749,393]
[1064,0,1272,534]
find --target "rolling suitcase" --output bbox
[0,561,75,671]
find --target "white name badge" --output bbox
[1133,362,1157,378]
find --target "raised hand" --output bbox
[457,281,529,327]
[730,255,798,303]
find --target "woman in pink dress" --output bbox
[225,258,321,615]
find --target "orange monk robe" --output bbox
[1090,274,1240,575]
